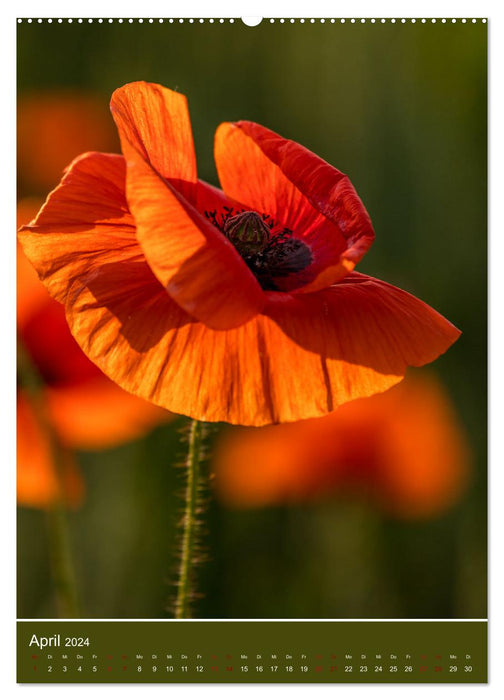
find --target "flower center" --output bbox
[205,208,312,291]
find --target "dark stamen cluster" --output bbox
[205,208,312,291]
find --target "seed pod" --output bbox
[223,211,270,256]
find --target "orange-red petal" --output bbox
[110,81,265,328]
[120,136,265,329]
[18,154,172,447]
[23,218,460,424]
[214,121,375,291]
[262,272,461,392]
[213,375,471,518]
[18,152,137,305]
[110,81,197,201]
[17,392,84,509]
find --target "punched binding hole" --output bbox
[241,17,263,27]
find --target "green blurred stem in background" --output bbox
[174,419,207,619]
[17,338,81,618]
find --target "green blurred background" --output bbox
[17,19,487,619]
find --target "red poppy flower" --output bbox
[19,81,460,426]
[17,199,169,509]
[213,375,471,519]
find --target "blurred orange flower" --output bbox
[17,199,170,509]
[17,91,117,193]
[19,81,460,426]
[213,375,471,519]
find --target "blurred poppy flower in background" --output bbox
[213,375,471,519]
[17,199,170,509]
[17,91,118,193]
[19,81,460,426]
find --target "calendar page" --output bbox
[16,12,487,685]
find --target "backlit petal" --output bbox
[110,81,197,201]
[45,243,460,425]
[215,121,375,290]
[18,151,138,307]
[121,138,265,329]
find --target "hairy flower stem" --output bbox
[174,419,207,619]
[17,339,81,618]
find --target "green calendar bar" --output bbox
[17,620,487,683]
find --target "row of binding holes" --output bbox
[267,18,485,23]
[17,18,487,24]
[18,18,234,23]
